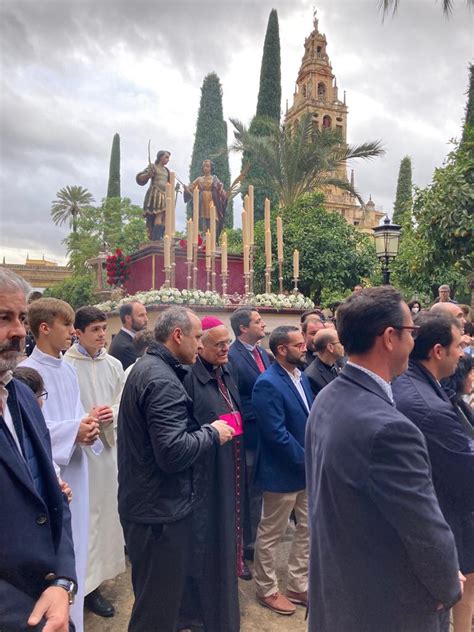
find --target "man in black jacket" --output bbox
[109,301,148,370]
[304,328,344,397]
[117,306,234,632]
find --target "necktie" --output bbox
[252,347,265,373]
[0,371,13,417]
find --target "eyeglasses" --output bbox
[36,391,48,401]
[393,325,420,339]
[213,340,232,350]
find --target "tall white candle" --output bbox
[187,219,193,261]
[193,187,199,244]
[221,232,228,275]
[293,249,299,279]
[277,216,284,261]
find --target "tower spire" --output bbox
[313,7,319,31]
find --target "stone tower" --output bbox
[285,10,384,233]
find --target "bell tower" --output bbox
[285,11,384,233]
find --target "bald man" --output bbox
[304,329,345,397]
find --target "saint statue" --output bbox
[184,159,228,234]
[136,150,171,241]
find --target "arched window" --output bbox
[322,115,332,128]
[317,82,326,99]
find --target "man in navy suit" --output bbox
[0,269,77,631]
[228,307,271,560]
[109,301,148,370]
[252,325,314,616]
[305,286,462,632]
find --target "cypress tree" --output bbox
[461,63,473,147]
[189,73,232,227]
[392,156,413,225]
[243,9,281,220]
[107,133,121,199]
[255,9,281,121]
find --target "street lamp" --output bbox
[373,216,401,285]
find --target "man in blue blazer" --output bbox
[252,325,314,616]
[228,307,271,560]
[305,286,461,632]
[0,269,77,631]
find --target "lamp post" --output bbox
[373,216,401,285]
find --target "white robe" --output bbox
[22,347,88,632]
[64,345,126,594]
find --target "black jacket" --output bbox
[304,355,337,397]
[109,329,139,370]
[393,360,474,574]
[117,342,219,524]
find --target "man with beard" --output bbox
[0,269,77,631]
[180,316,245,631]
[300,315,326,369]
[252,326,314,615]
[109,301,148,370]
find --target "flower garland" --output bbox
[250,293,315,310]
[106,249,131,287]
[95,288,225,312]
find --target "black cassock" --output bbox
[181,357,244,632]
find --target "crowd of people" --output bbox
[1,266,473,632]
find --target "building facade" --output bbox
[0,255,72,291]
[285,12,384,234]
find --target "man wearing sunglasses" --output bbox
[305,286,461,632]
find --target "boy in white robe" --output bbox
[64,306,126,617]
[22,298,101,632]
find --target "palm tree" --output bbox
[50,185,94,233]
[380,0,473,17]
[230,114,384,209]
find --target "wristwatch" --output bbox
[49,578,77,604]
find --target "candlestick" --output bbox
[243,244,250,275]
[163,235,171,289]
[241,210,248,248]
[278,259,284,294]
[277,216,284,261]
[165,183,172,237]
[264,198,271,233]
[187,219,193,262]
[265,229,272,268]
[192,242,198,290]
[205,230,211,270]
[293,249,299,279]
[248,185,255,246]
[210,203,216,255]
[221,232,228,275]
[193,187,199,244]
[169,172,176,236]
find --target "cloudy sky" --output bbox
[0,0,472,265]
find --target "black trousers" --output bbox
[122,515,191,632]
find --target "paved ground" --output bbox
[85,525,307,632]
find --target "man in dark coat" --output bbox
[392,312,474,631]
[181,316,245,632]
[117,307,234,632]
[252,326,314,615]
[109,301,148,370]
[300,314,325,370]
[228,307,271,560]
[0,269,77,631]
[305,286,462,632]
[304,328,344,397]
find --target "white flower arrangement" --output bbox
[94,288,225,311]
[251,293,315,310]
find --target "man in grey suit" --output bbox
[305,286,462,632]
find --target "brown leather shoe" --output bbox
[286,589,308,607]
[256,592,296,615]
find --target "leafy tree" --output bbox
[50,185,94,233]
[392,156,412,224]
[242,9,281,220]
[188,73,232,227]
[380,0,473,17]
[231,114,384,210]
[253,193,377,303]
[43,274,95,310]
[107,132,121,198]
[65,197,146,273]
[223,228,243,254]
